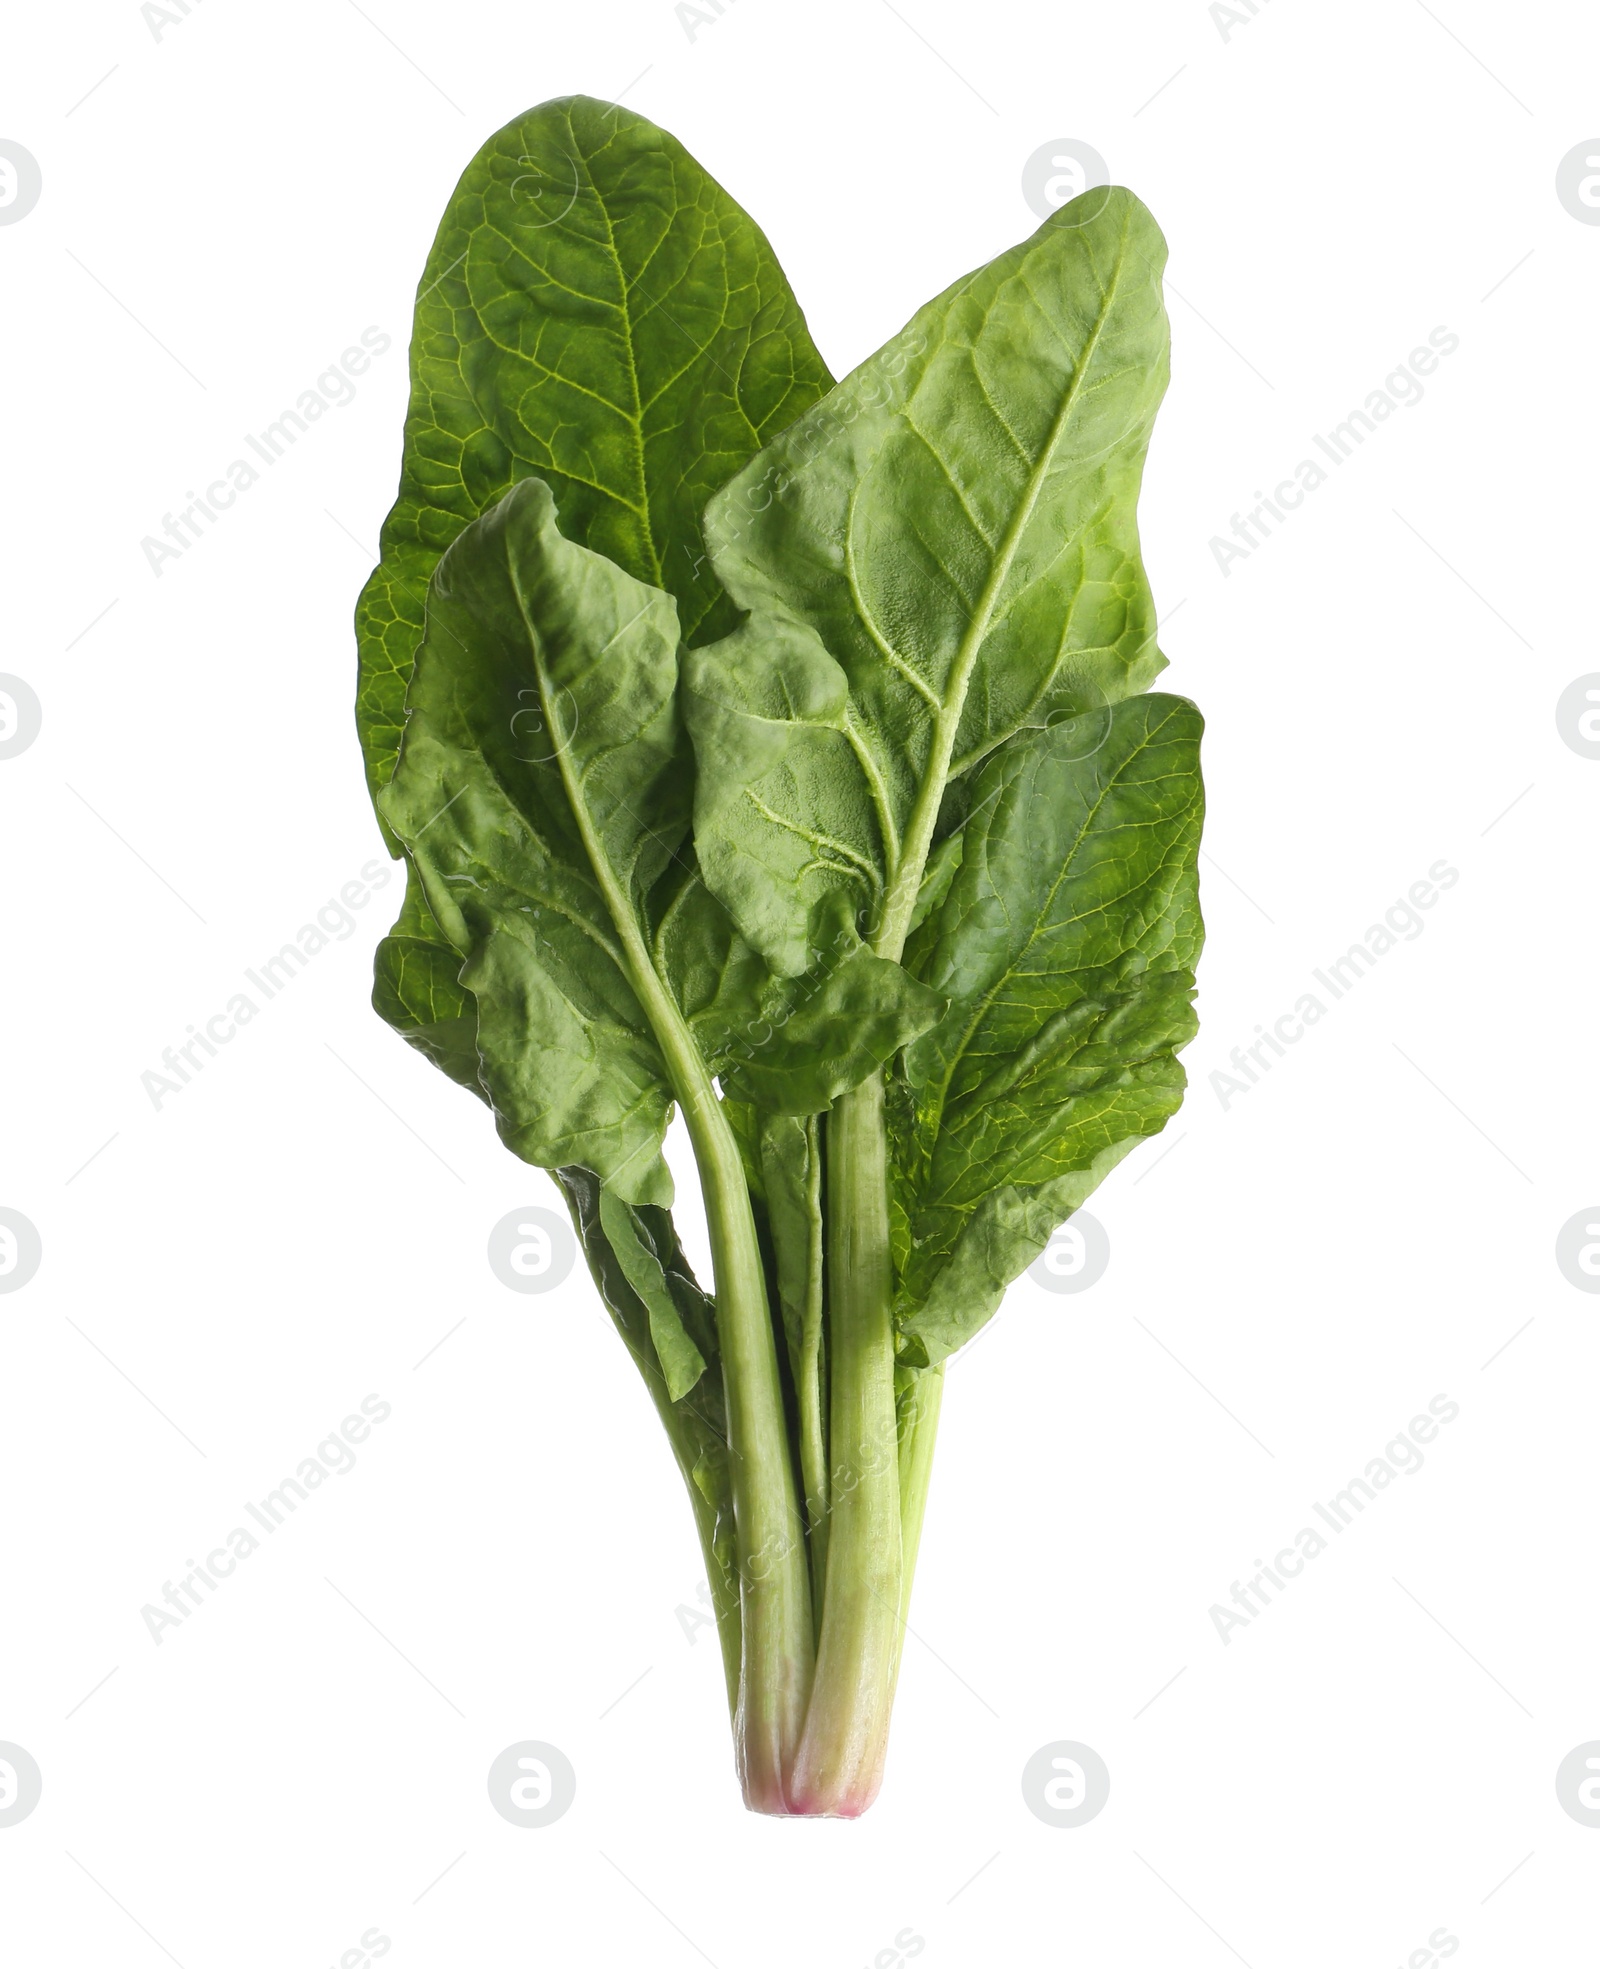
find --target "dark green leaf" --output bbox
[894,694,1204,1364]
[660,884,944,1115]
[378,476,689,1204]
[371,864,485,1096]
[379,477,935,1203]
[356,96,834,1170]
[599,1190,708,1400]
[356,93,833,813]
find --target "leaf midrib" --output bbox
[872,207,1131,963]
[500,523,730,1159]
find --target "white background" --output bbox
[3,1,1595,1963]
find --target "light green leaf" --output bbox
[684,186,1171,976]
[893,694,1204,1363]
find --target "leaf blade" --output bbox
[599,1189,709,1401]
[685,185,1173,975]
[377,477,687,1204]
[893,694,1205,1360]
[356,93,834,812]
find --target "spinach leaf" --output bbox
[599,1188,711,1400]
[684,186,1171,977]
[357,92,834,813]
[894,694,1204,1364]
[381,477,690,1202]
[370,865,485,1094]
[356,93,835,1137]
[660,884,943,1116]
[379,478,939,1194]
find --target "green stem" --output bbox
[791,1074,903,1816]
[532,622,812,1811]
[671,1054,814,1813]
[890,1362,944,1697]
[685,1460,744,1717]
[796,1114,830,1613]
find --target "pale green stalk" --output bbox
[790,1074,902,1814]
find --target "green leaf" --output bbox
[355,93,834,815]
[355,97,837,1199]
[727,934,941,1114]
[893,694,1204,1364]
[893,1150,1140,1370]
[371,864,485,1096]
[558,1170,724,1436]
[378,476,689,1204]
[599,1189,709,1401]
[659,884,944,1115]
[683,186,1172,977]
[378,475,932,1204]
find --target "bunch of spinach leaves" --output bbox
[354,96,1203,1816]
